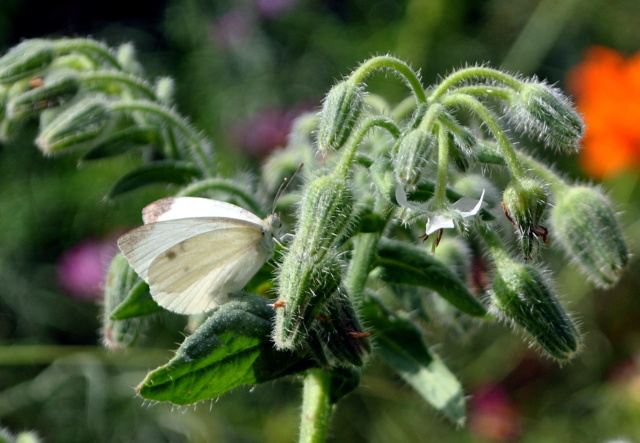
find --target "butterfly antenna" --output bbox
[272,163,304,214]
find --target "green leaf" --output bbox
[375,238,487,317]
[109,279,163,320]
[361,293,466,425]
[137,294,315,404]
[81,126,159,160]
[108,160,201,197]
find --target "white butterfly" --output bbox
[117,197,282,315]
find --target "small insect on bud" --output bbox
[309,292,371,368]
[490,260,581,360]
[0,39,54,84]
[7,73,80,119]
[274,251,343,349]
[316,80,364,151]
[550,186,628,288]
[501,178,548,259]
[36,96,111,154]
[508,81,584,153]
[393,128,434,191]
[102,253,141,350]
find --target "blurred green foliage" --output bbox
[1,0,640,442]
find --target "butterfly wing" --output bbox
[118,217,272,314]
[142,197,264,225]
[146,222,269,314]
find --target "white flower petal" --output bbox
[425,215,455,235]
[395,184,409,207]
[456,189,485,218]
[424,189,485,236]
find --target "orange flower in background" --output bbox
[567,46,640,178]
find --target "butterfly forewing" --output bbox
[147,223,269,314]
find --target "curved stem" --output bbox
[53,38,122,69]
[446,85,514,101]
[334,117,400,178]
[349,55,427,103]
[111,100,216,176]
[428,67,521,103]
[299,369,333,443]
[440,93,526,180]
[80,71,157,100]
[517,151,570,194]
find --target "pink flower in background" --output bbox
[56,237,117,301]
[256,0,296,18]
[233,105,309,158]
[468,383,522,442]
[210,10,252,51]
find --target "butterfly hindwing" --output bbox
[146,224,268,314]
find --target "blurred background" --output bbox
[1,0,640,441]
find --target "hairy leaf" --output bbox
[375,238,486,317]
[361,293,466,425]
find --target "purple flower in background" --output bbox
[57,237,117,301]
[468,383,522,442]
[233,105,310,158]
[256,0,296,18]
[210,10,252,51]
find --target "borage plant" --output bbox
[0,39,629,441]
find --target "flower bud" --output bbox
[36,96,111,154]
[309,291,371,367]
[291,174,355,259]
[316,80,364,151]
[0,39,54,84]
[274,251,343,349]
[7,73,80,119]
[102,253,141,350]
[490,260,581,360]
[393,128,434,190]
[508,81,584,152]
[502,178,548,259]
[550,186,628,288]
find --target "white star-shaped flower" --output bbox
[425,189,485,235]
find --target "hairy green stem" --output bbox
[52,38,122,69]
[440,93,526,180]
[80,71,157,99]
[335,117,400,178]
[517,151,569,194]
[428,66,521,103]
[111,100,216,176]
[299,369,334,443]
[349,55,427,103]
[433,124,451,209]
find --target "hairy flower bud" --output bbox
[102,253,141,349]
[0,39,54,84]
[508,81,584,152]
[490,260,581,360]
[393,128,434,190]
[275,173,355,349]
[7,73,80,119]
[291,174,355,259]
[317,80,364,151]
[502,178,548,259]
[274,251,343,349]
[550,186,628,288]
[36,96,111,154]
